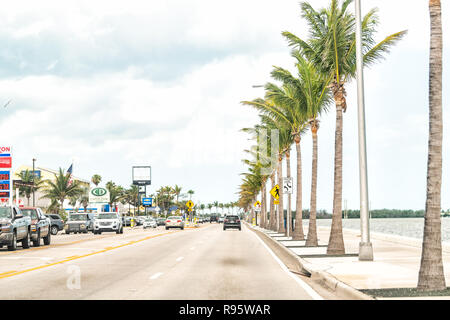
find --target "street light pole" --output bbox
[355,0,373,261]
[32,158,36,207]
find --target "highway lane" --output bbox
[0,223,322,300]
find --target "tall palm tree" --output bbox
[244,83,308,237]
[79,187,90,212]
[187,190,195,200]
[173,185,182,203]
[207,203,213,214]
[91,174,102,186]
[283,0,406,254]
[418,0,445,291]
[41,168,84,209]
[271,53,332,246]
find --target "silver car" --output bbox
[143,218,157,229]
[165,216,184,230]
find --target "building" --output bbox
[13,165,90,208]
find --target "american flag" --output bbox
[67,164,73,186]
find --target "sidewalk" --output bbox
[254,224,450,299]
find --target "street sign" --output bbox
[142,197,153,207]
[132,166,152,185]
[270,185,280,199]
[0,146,12,205]
[254,201,261,207]
[89,187,110,203]
[186,200,194,208]
[283,177,293,194]
[274,199,280,205]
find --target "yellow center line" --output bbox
[0,230,182,280]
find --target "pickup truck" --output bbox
[21,207,51,247]
[0,205,32,251]
[64,212,94,234]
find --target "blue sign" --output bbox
[142,198,153,206]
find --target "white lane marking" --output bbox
[176,256,184,262]
[249,225,324,300]
[149,272,163,280]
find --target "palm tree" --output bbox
[17,169,44,206]
[173,185,182,203]
[41,168,84,209]
[243,84,307,236]
[207,203,213,214]
[79,187,90,212]
[91,174,102,186]
[418,0,445,291]
[271,53,332,245]
[106,181,124,210]
[187,190,194,200]
[283,0,406,254]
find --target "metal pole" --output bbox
[32,158,36,207]
[355,0,373,261]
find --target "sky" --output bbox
[1,0,449,211]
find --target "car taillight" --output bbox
[177,220,181,222]
[166,220,170,223]
[237,219,240,223]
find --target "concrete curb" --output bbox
[248,223,374,300]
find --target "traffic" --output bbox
[0,203,242,252]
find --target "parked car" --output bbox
[45,214,65,235]
[64,212,95,234]
[223,215,241,231]
[210,216,218,223]
[165,216,184,230]
[143,218,157,229]
[93,212,123,234]
[218,217,224,223]
[21,207,51,246]
[0,205,32,251]
[156,218,166,226]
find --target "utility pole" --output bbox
[355,0,373,261]
[32,158,36,207]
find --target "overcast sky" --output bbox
[1,0,449,211]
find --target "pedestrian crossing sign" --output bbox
[270,185,280,199]
[186,200,194,208]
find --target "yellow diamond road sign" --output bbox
[186,200,194,208]
[270,185,280,199]
[254,201,261,207]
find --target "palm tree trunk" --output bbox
[262,180,267,229]
[277,154,285,233]
[306,125,319,246]
[269,172,276,230]
[292,136,305,240]
[418,0,445,291]
[285,149,292,237]
[327,86,346,255]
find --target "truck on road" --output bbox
[21,207,51,247]
[0,205,32,251]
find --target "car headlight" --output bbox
[1,224,12,232]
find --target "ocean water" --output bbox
[301,217,450,242]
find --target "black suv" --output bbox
[223,215,241,231]
[210,216,218,223]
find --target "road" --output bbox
[0,223,323,299]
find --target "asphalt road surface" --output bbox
[0,223,324,300]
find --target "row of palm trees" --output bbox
[238,0,407,251]
[238,0,448,292]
